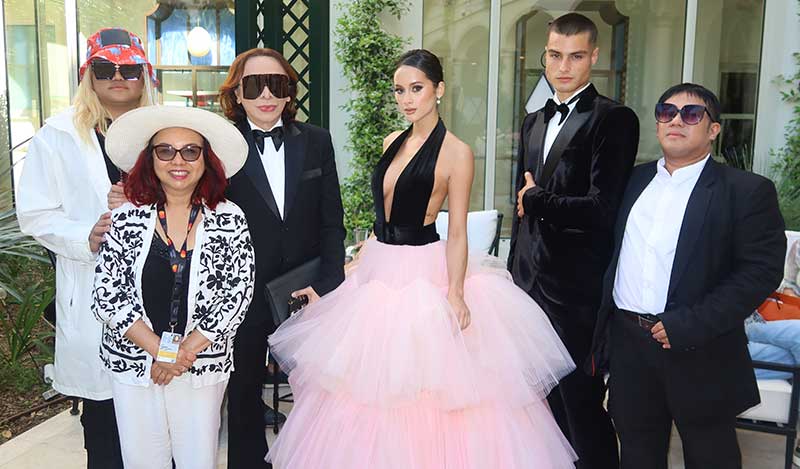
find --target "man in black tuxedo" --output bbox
[221,49,345,468]
[590,83,785,468]
[508,13,639,469]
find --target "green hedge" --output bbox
[773,4,800,230]
[334,0,407,236]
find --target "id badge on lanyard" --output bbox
[156,332,182,363]
[154,204,200,363]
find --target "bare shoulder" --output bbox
[382,130,404,152]
[441,131,474,164]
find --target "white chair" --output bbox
[435,209,503,256]
[737,230,800,469]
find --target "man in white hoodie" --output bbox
[16,27,156,469]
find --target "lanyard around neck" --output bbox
[156,203,201,332]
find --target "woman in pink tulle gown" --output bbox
[266,49,577,469]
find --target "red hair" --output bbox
[124,141,228,210]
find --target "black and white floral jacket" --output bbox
[92,201,255,388]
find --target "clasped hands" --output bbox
[150,345,197,386]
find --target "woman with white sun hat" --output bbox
[92,105,254,469]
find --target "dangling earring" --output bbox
[436,97,441,105]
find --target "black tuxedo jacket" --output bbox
[590,158,786,419]
[226,119,346,333]
[508,85,640,322]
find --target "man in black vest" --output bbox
[590,83,785,468]
[508,13,639,469]
[221,48,345,468]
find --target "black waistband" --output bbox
[373,221,440,246]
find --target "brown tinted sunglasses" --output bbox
[240,74,292,99]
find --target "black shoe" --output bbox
[263,404,287,427]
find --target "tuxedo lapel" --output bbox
[667,159,717,299]
[539,85,598,187]
[238,121,281,219]
[526,113,547,180]
[282,122,307,218]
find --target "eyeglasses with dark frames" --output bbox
[151,143,204,162]
[240,74,292,99]
[654,103,715,125]
[92,60,143,81]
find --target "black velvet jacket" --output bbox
[509,84,640,324]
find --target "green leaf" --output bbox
[335,0,409,234]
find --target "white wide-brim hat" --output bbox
[106,106,247,178]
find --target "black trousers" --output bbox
[529,283,619,469]
[609,312,742,469]
[80,398,123,469]
[227,318,271,469]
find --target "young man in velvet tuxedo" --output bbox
[508,13,639,469]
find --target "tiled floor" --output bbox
[0,387,794,468]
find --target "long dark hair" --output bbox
[394,49,444,85]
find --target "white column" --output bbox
[65,0,79,101]
[0,1,9,182]
[753,0,800,176]
[682,0,698,82]
[484,0,502,210]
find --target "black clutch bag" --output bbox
[265,257,322,327]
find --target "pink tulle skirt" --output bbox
[266,239,577,468]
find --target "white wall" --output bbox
[328,0,422,180]
[753,0,800,176]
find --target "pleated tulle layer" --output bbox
[267,239,577,468]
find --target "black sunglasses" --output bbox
[240,74,292,99]
[655,103,714,125]
[151,143,204,162]
[92,60,143,81]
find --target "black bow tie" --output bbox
[253,127,284,153]
[543,99,571,125]
[543,89,588,125]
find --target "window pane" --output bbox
[39,0,69,118]
[159,69,194,107]
[694,0,764,170]
[195,69,227,113]
[5,0,41,185]
[494,0,686,235]
[423,0,491,211]
[78,0,157,43]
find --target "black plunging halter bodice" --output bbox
[371,119,446,246]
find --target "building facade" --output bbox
[2,0,798,236]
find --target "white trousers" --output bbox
[111,374,227,469]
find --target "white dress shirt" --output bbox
[249,118,286,219]
[543,82,591,162]
[612,155,711,315]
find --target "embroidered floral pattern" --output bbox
[92,202,255,385]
